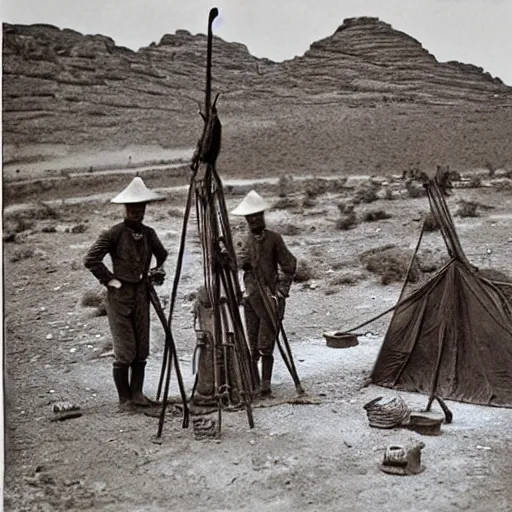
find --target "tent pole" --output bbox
[426,322,447,411]
[396,218,426,305]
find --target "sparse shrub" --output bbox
[478,268,512,303]
[168,207,184,217]
[362,209,392,222]
[383,188,395,200]
[405,180,426,198]
[294,259,316,282]
[456,200,479,218]
[302,196,316,208]
[14,218,35,233]
[277,175,294,197]
[10,248,35,262]
[467,175,482,188]
[65,223,88,233]
[303,179,329,198]
[360,246,420,285]
[280,223,300,236]
[3,233,16,243]
[273,197,300,210]
[331,260,352,270]
[354,181,379,203]
[328,272,363,286]
[81,288,107,316]
[337,200,355,214]
[335,212,358,230]
[423,212,439,232]
[491,179,512,192]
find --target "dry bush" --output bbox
[415,249,449,273]
[335,212,358,230]
[337,200,355,214]
[273,197,300,210]
[328,271,364,286]
[302,196,316,208]
[456,200,479,218]
[25,202,61,220]
[294,259,317,282]
[68,223,88,234]
[280,223,301,236]
[405,180,427,198]
[423,212,440,232]
[303,178,330,198]
[360,246,421,285]
[331,260,352,271]
[41,225,58,233]
[362,209,392,222]
[467,175,482,188]
[354,181,380,204]
[478,268,512,303]
[277,175,295,197]
[168,207,184,217]
[13,218,35,233]
[81,288,107,316]
[10,248,35,262]
[491,179,512,193]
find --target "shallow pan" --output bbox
[323,331,359,348]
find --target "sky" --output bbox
[2,0,511,85]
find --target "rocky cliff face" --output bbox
[278,17,508,103]
[3,18,511,147]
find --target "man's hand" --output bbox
[149,266,166,286]
[107,278,122,289]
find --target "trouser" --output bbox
[244,294,285,357]
[105,281,150,365]
[244,294,285,394]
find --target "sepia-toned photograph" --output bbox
[2,0,512,510]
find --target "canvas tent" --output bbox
[371,176,512,408]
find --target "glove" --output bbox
[149,266,166,286]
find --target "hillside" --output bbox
[3,17,512,150]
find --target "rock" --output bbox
[2,18,511,148]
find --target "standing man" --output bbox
[231,190,297,396]
[84,177,168,410]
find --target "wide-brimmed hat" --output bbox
[231,190,272,216]
[111,177,163,204]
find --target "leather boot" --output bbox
[113,362,132,409]
[260,355,274,397]
[130,361,159,407]
[251,354,261,396]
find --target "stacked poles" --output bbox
[155,7,257,438]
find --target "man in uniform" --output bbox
[231,190,297,396]
[84,177,167,409]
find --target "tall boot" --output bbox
[113,362,132,409]
[130,361,159,407]
[251,353,261,396]
[260,355,274,397]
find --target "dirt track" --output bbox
[3,159,512,511]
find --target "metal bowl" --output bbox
[323,331,359,348]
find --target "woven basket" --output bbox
[364,396,411,429]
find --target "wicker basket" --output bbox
[363,395,411,429]
[323,331,359,348]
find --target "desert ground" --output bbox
[3,131,512,512]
